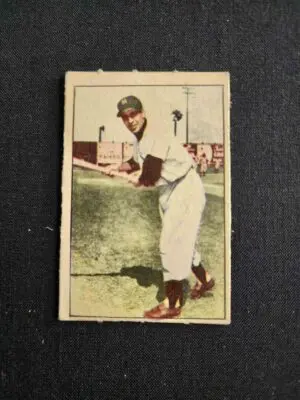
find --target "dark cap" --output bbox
[117,95,143,117]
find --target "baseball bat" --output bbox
[73,157,140,184]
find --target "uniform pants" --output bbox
[158,168,206,282]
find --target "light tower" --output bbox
[99,126,105,142]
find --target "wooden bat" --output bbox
[73,157,140,184]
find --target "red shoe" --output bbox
[190,278,215,299]
[144,303,181,319]
[144,280,183,319]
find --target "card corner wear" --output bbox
[59,71,231,324]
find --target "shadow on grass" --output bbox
[119,265,191,305]
[122,266,191,305]
[120,266,165,302]
[74,265,191,305]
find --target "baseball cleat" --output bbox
[191,263,215,299]
[144,280,183,319]
[144,303,181,319]
[190,278,215,300]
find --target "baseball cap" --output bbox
[117,96,143,117]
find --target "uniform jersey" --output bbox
[133,131,195,186]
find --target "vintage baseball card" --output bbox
[59,71,231,324]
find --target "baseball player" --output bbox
[214,158,221,173]
[113,95,215,319]
[199,153,208,177]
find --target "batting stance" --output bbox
[113,95,215,319]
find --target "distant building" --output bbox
[73,141,133,165]
[73,140,223,168]
[73,142,98,164]
[98,142,123,164]
[211,143,224,167]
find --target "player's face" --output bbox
[121,109,145,134]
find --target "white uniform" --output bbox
[134,131,206,281]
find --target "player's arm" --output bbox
[138,154,163,187]
[104,157,140,175]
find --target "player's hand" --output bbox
[127,175,140,185]
[104,163,121,176]
[126,170,140,185]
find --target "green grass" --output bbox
[70,168,225,320]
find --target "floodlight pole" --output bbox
[183,87,193,144]
[173,118,177,137]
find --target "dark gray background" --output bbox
[1,1,299,399]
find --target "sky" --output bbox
[74,85,224,144]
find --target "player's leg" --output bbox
[144,170,205,319]
[190,263,215,299]
[191,247,214,294]
[190,174,215,299]
[159,170,207,282]
[144,183,186,319]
